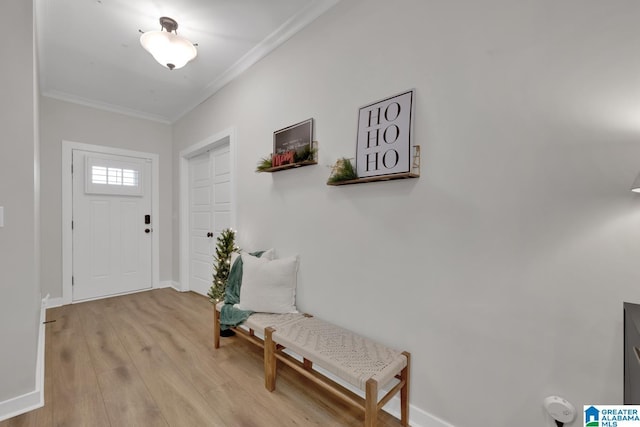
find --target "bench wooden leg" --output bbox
[213,307,220,349]
[365,378,378,427]
[264,327,277,391]
[401,351,411,426]
[303,358,313,370]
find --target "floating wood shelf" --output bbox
[258,160,317,173]
[327,145,421,186]
[327,172,419,186]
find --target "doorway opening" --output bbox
[62,141,160,304]
[179,128,236,294]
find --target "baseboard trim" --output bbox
[315,366,453,427]
[46,285,186,308]
[45,296,64,308]
[0,389,42,423]
[0,297,47,422]
[160,281,186,292]
[389,401,455,427]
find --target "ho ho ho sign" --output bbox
[356,90,414,178]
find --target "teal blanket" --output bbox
[219,251,264,330]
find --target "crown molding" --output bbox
[171,0,341,122]
[42,90,172,124]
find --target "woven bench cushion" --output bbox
[271,316,407,390]
[245,312,306,332]
[216,301,305,332]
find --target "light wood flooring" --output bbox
[0,288,405,426]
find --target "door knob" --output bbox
[207,232,213,238]
[145,228,152,233]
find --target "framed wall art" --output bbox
[355,90,414,179]
[272,118,314,167]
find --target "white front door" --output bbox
[189,144,231,296]
[72,150,153,301]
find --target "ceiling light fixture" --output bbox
[139,17,197,70]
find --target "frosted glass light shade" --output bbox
[140,30,197,70]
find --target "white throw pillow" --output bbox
[238,254,299,313]
[260,248,276,260]
[230,248,275,268]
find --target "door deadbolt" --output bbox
[145,228,152,233]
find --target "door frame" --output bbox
[179,127,236,292]
[62,141,160,305]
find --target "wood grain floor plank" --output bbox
[108,307,228,426]
[47,305,82,335]
[203,378,296,427]
[1,289,406,427]
[143,290,213,343]
[118,292,362,426]
[141,316,301,426]
[97,364,168,427]
[49,328,110,427]
[75,302,131,375]
[143,318,233,396]
[222,339,360,427]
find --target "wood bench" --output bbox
[214,305,410,427]
[213,304,306,350]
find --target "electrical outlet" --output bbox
[544,395,576,423]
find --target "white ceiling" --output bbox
[36,0,339,123]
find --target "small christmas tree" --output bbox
[208,228,239,303]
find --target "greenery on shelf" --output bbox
[255,144,317,172]
[327,158,358,183]
[256,156,273,172]
[293,145,317,163]
[207,228,240,303]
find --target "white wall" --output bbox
[173,1,640,426]
[0,0,41,404]
[39,97,173,298]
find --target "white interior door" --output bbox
[72,150,153,301]
[189,144,231,296]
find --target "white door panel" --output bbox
[120,201,139,274]
[215,181,231,203]
[89,200,110,277]
[191,260,211,280]
[192,212,211,230]
[214,212,231,229]
[192,236,209,255]
[189,144,232,296]
[72,150,152,301]
[192,187,211,205]
[214,152,230,174]
[189,151,213,296]
[212,144,231,237]
[192,159,210,182]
